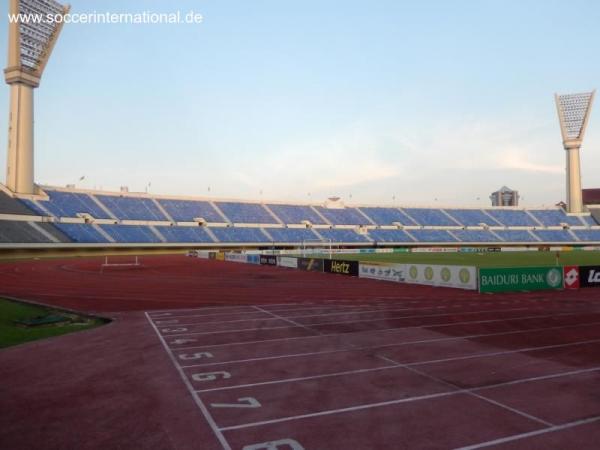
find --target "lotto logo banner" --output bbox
[297,258,324,272]
[359,263,405,283]
[323,259,359,277]
[479,267,563,293]
[406,264,477,290]
[563,266,580,289]
[277,256,298,269]
[579,266,600,288]
[259,255,277,266]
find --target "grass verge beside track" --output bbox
[0,298,107,348]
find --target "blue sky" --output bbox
[1,0,600,206]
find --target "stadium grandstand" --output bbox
[1,185,600,247]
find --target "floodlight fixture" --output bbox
[555,91,595,213]
[4,0,70,194]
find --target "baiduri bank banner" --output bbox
[479,267,564,293]
[405,264,477,290]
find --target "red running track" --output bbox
[1,254,600,449]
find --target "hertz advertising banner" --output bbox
[297,258,324,272]
[323,259,359,277]
[479,267,563,293]
[579,266,600,288]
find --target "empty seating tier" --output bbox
[266,204,327,225]
[215,202,277,224]
[313,207,371,225]
[158,199,224,222]
[528,209,583,226]
[156,226,214,243]
[444,209,500,226]
[403,208,459,226]
[358,207,417,226]
[0,192,36,215]
[316,228,370,243]
[54,223,108,243]
[0,221,56,243]
[211,227,271,243]
[452,230,501,242]
[484,209,538,227]
[407,229,457,242]
[533,230,576,242]
[368,229,415,243]
[97,196,167,221]
[573,230,600,242]
[100,225,161,243]
[493,230,537,242]
[31,190,112,219]
[264,228,320,243]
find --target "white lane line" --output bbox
[171,310,597,351]
[179,321,600,368]
[147,303,302,315]
[194,337,600,393]
[454,415,600,450]
[144,312,232,450]
[375,355,553,427]
[162,306,560,337]
[253,305,324,336]
[165,308,596,344]
[216,366,600,432]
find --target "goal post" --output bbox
[301,238,333,259]
[100,255,141,273]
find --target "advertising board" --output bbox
[297,258,324,272]
[259,255,277,266]
[479,267,563,293]
[359,263,405,283]
[323,259,359,277]
[405,264,477,290]
[278,256,298,269]
[579,266,600,288]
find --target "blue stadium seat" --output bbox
[494,230,537,242]
[31,190,112,219]
[445,209,500,226]
[158,199,224,222]
[156,226,214,243]
[54,223,109,243]
[358,207,417,226]
[266,204,327,225]
[368,229,415,243]
[100,225,161,243]
[484,209,538,226]
[534,230,576,242]
[573,230,600,242]
[97,196,167,221]
[313,207,371,225]
[403,208,459,226]
[452,230,501,242]
[215,202,277,224]
[265,228,320,243]
[528,209,582,226]
[19,199,49,216]
[580,215,599,226]
[408,229,458,242]
[211,227,271,243]
[316,228,370,243]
